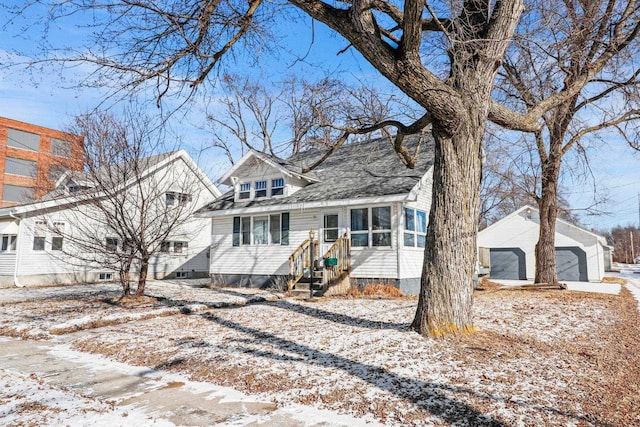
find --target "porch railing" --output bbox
[321,236,350,289]
[288,239,318,291]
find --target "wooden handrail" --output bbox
[321,235,351,288]
[288,239,318,291]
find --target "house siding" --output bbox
[0,154,217,287]
[391,169,433,296]
[211,210,316,280]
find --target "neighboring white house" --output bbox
[0,150,221,287]
[198,136,434,295]
[478,205,612,282]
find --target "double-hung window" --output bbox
[33,221,46,251]
[271,178,284,196]
[255,181,267,198]
[51,222,64,251]
[239,183,251,200]
[350,207,391,247]
[233,213,289,246]
[404,208,427,247]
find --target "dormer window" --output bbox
[255,180,267,198]
[271,178,284,196]
[239,183,251,200]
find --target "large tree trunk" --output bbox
[534,155,562,284]
[411,108,484,337]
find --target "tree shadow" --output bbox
[262,299,410,330]
[193,312,606,427]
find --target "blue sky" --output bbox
[1,3,639,231]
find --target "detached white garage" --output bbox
[478,206,611,282]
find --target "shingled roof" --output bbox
[200,134,434,212]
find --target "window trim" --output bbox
[238,182,251,200]
[255,180,267,198]
[98,272,114,281]
[233,212,289,246]
[350,206,392,248]
[271,178,285,196]
[403,207,427,248]
[0,235,17,253]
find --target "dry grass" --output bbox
[346,283,404,298]
[3,281,640,426]
[601,276,628,285]
[475,277,503,291]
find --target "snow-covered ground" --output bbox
[1,279,639,426]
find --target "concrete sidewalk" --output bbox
[0,337,374,426]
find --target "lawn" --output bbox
[1,280,639,426]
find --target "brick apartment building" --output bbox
[0,117,84,208]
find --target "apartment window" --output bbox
[166,192,191,206]
[271,178,284,196]
[3,184,35,203]
[5,157,37,178]
[239,183,251,200]
[1,235,17,252]
[106,237,119,252]
[33,220,46,251]
[173,241,188,253]
[51,138,72,158]
[99,272,113,281]
[350,207,391,247]
[233,213,289,246]
[160,241,170,252]
[255,181,267,198]
[7,128,40,151]
[404,208,427,248]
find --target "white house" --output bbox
[478,205,612,282]
[0,150,221,287]
[198,136,434,295]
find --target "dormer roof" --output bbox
[219,150,318,186]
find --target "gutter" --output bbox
[8,210,24,287]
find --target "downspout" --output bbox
[595,236,602,282]
[9,210,24,287]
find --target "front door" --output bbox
[320,212,341,256]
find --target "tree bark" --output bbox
[534,155,562,284]
[411,102,484,337]
[136,257,149,296]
